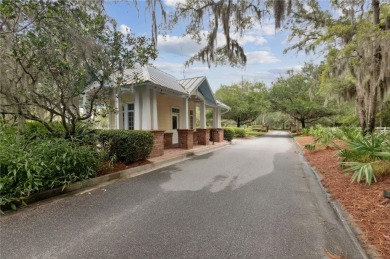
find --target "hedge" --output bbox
[97,130,154,163]
[233,128,246,137]
[0,136,99,210]
[223,128,234,141]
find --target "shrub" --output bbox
[338,132,390,185]
[0,136,100,210]
[97,130,153,163]
[234,128,246,138]
[223,128,234,141]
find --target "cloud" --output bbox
[235,34,267,46]
[119,24,131,35]
[252,20,276,36]
[153,62,209,78]
[268,65,303,75]
[246,51,279,64]
[164,0,186,7]
[157,31,267,57]
[157,34,203,57]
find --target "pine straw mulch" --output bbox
[295,136,390,259]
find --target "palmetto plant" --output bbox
[338,132,390,185]
[304,125,338,150]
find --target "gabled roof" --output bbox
[178,76,206,94]
[122,66,188,95]
[178,76,217,106]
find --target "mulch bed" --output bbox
[295,136,390,258]
[97,160,151,177]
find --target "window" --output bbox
[189,110,194,129]
[172,107,180,130]
[127,103,134,130]
[172,108,180,114]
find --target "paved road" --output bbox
[1,131,363,259]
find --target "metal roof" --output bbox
[178,76,217,106]
[178,76,206,94]
[216,100,231,111]
[122,65,188,95]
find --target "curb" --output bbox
[17,143,230,209]
[292,138,373,259]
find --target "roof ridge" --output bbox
[146,65,179,80]
[146,65,187,91]
[178,76,206,81]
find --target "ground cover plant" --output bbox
[303,126,390,185]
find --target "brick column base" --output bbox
[164,132,173,149]
[193,131,198,145]
[197,128,210,145]
[177,129,194,149]
[149,130,165,158]
[210,128,224,142]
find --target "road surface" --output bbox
[0,131,363,258]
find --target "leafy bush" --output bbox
[223,128,234,141]
[0,135,100,210]
[234,128,246,138]
[301,128,310,135]
[97,130,153,163]
[337,132,390,185]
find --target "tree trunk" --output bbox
[356,88,367,134]
[300,119,305,129]
[368,0,380,134]
[372,0,380,25]
[236,117,241,128]
[367,82,379,134]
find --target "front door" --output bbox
[172,108,180,144]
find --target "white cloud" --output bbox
[119,24,131,35]
[246,51,279,64]
[154,61,209,78]
[157,34,203,57]
[268,65,303,75]
[234,33,267,46]
[252,20,276,36]
[164,0,186,7]
[157,31,267,57]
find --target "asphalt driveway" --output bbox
[0,131,363,258]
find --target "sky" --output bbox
[104,0,325,91]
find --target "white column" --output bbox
[151,89,158,130]
[115,94,123,129]
[200,101,206,128]
[134,89,141,130]
[141,87,151,130]
[213,107,218,128]
[183,97,189,129]
[114,95,119,129]
[123,104,129,130]
[217,107,222,128]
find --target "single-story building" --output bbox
[87,65,230,157]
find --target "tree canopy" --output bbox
[169,0,293,67]
[0,0,157,137]
[215,80,269,127]
[285,0,390,133]
[269,64,334,128]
